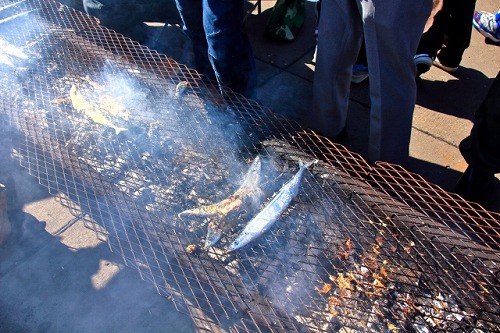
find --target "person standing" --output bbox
[82,0,258,99]
[456,71,500,203]
[305,0,432,164]
[414,0,477,76]
[173,0,258,99]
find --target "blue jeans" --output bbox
[83,0,257,99]
[174,0,258,99]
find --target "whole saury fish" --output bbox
[178,155,263,248]
[227,159,316,252]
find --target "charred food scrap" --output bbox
[51,77,131,134]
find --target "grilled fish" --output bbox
[179,156,263,248]
[69,84,128,135]
[227,159,316,252]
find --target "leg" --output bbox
[203,0,257,98]
[362,0,432,164]
[308,0,363,137]
[438,0,476,67]
[456,71,500,201]
[416,0,446,58]
[355,39,367,66]
[459,72,500,174]
[351,39,369,84]
[173,0,214,78]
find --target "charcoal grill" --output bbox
[1,1,499,331]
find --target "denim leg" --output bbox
[203,0,257,98]
[173,0,213,79]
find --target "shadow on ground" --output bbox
[416,67,495,121]
[0,209,195,333]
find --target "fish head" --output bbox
[226,238,242,253]
[204,222,222,249]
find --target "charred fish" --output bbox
[178,156,264,248]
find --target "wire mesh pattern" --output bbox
[1,1,499,331]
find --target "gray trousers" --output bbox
[309,0,432,164]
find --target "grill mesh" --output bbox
[1,1,499,331]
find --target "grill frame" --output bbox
[1,1,499,331]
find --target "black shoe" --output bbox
[455,166,495,202]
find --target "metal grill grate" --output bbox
[1,1,499,331]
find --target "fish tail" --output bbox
[204,222,223,248]
[178,205,218,219]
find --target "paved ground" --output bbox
[1,0,499,332]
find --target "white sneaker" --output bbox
[432,58,458,73]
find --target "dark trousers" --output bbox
[173,0,257,98]
[460,71,500,174]
[82,0,180,44]
[82,0,257,98]
[417,0,476,66]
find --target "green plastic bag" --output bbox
[265,0,306,42]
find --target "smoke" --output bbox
[0,4,52,212]
[0,8,202,330]
[1,3,345,330]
